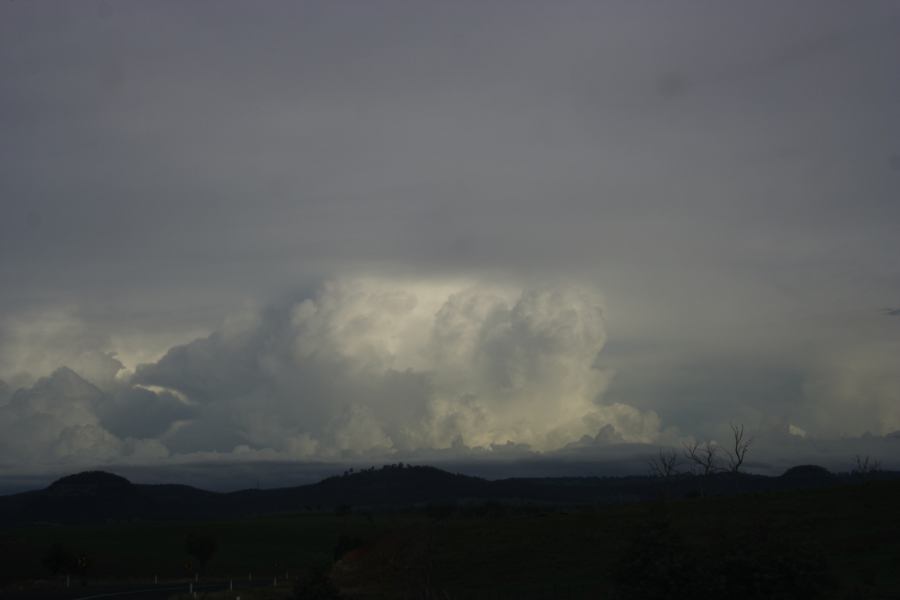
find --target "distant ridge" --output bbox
[49,471,133,488]
[780,465,834,480]
[0,464,898,526]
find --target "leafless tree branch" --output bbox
[852,455,881,476]
[682,440,719,476]
[648,448,680,478]
[726,423,752,473]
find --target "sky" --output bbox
[1,1,899,489]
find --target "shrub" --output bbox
[184,531,217,573]
[42,543,74,576]
[294,564,341,599]
[333,534,363,563]
[612,517,834,599]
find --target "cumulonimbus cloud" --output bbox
[133,277,660,458]
[0,278,660,464]
[0,278,662,467]
[3,278,900,474]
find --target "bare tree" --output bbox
[682,440,719,475]
[852,455,881,477]
[648,448,680,478]
[726,423,752,473]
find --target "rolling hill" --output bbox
[1,463,897,525]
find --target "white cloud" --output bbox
[788,424,807,438]
[0,309,123,389]
[0,367,175,469]
[131,277,658,458]
[4,277,898,475]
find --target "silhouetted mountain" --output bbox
[1,464,898,526]
[3,471,143,525]
[49,470,132,490]
[317,465,488,502]
[226,465,493,514]
[780,464,834,481]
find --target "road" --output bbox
[1,579,283,600]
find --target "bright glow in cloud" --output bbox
[286,278,646,451]
[788,424,807,438]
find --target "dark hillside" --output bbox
[1,464,898,526]
[313,465,490,504]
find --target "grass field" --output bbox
[0,512,420,583]
[2,480,899,599]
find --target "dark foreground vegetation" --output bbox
[1,465,898,598]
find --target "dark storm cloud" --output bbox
[3,1,898,290]
[1,1,899,473]
[99,385,195,440]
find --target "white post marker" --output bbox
[66,575,70,588]
[230,579,233,591]
[154,574,158,584]
[273,576,277,587]
[189,582,193,594]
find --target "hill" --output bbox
[0,463,897,526]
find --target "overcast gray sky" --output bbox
[1,1,899,483]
